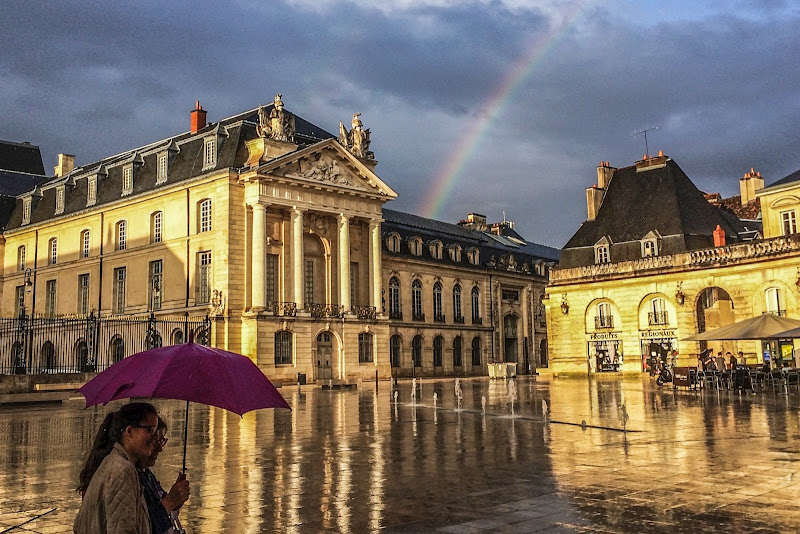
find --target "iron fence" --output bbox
[0,312,210,375]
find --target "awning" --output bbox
[682,314,800,341]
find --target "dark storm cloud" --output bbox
[1,1,799,247]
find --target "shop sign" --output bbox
[640,329,676,339]
[589,331,619,340]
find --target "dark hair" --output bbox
[77,402,157,493]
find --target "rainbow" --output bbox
[421,2,596,219]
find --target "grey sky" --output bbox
[2,0,799,247]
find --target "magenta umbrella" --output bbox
[79,342,290,471]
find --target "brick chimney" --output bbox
[740,167,764,204]
[713,224,726,247]
[190,101,207,133]
[54,153,75,177]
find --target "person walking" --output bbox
[74,402,158,534]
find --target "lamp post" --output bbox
[22,268,33,316]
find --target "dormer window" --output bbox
[641,230,660,257]
[87,176,97,206]
[55,186,65,215]
[429,240,443,260]
[467,247,479,265]
[203,137,216,170]
[594,237,611,264]
[448,244,462,262]
[386,233,400,253]
[122,165,134,196]
[22,197,31,225]
[408,237,423,256]
[157,153,168,184]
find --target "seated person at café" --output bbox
[727,351,737,368]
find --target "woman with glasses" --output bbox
[137,418,190,534]
[74,402,158,534]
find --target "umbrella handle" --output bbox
[182,400,189,474]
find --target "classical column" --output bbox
[521,284,531,372]
[369,219,382,310]
[250,202,267,311]
[338,214,351,311]
[291,207,305,308]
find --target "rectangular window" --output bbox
[198,251,212,304]
[113,267,126,314]
[781,210,797,235]
[350,262,359,308]
[275,331,292,365]
[596,245,609,264]
[82,231,90,258]
[157,154,168,184]
[18,246,26,271]
[78,274,90,315]
[358,333,374,363]
[87,177,97,206]
[304,260,314,307]
[15,286,25,316]
[200,200,212,232]
[45,279,57,317]
[204,139,215,168]
[266,253,278,303]
[153,212,163,243]
[22,198,31,225]
[122,166,133,195]
[55,187,65,214]
[149,260,163,311]
[117,221,127,251]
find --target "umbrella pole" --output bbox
[182,400,189,474]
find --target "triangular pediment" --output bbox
[253,139,397,199]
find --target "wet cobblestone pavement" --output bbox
[2,375,800,533]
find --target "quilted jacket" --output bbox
[74,442,151,534]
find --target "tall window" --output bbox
[157,153,168,184]
[642,239,658,257]
[411,279,423,320]
[471,286,481,323]
[198,251,212,304]
[22,197,31,225]
[199,199,212,233]
[111,336,125,363]
[113,267,126,314]
[275,330,292,365]
[387,234,400,252]
[433,282,443,321]
[358,333,374,363]
[596,302,612,329]
[117,221,127,251]
[389,277,401,319]
[472,337,482,366]
[151,212,163,243]
[453,336,463,367]
[14,286,24,316]
[304,260,314,307]
[149,260,163,311]
[596,244,610,264]
[122,166,133,195]
[766,288,783,315]
[266,254,278,303]
[49,238,57,265]
[453,284,463,322]
[412,335,423,367]
[81,230,90,258]
[17,245,25,271]
[87,176,97,206]
[204,138,216,168]
[350,262,359,308]
[45,280,56,317]
[78,274,90,315]
[55,186,65,214]
[781,210,797,236]
[649,298,667,325]
[390,335,401,367]
[433,336,443,367]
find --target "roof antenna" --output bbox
[632,125,660,159]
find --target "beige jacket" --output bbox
[74,442,151,534]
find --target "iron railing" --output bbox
[648,311,669,326]
[0,312,210,375]
[266,301,298,317]
[595,315,614,329]
[355,306,377,320]
[389,310,403,320]
[308,303,345,319]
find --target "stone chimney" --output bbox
[713,224,726,247]
[190,101,207,133]
[54,153,75,177]
[596,160,614,189]
[586,161,615,221]
[457,213,487,231]
[740,168,764,204]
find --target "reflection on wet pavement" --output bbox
[1,375,799,532]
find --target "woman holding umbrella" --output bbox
[74,402,159,534]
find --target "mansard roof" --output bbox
[563,158,751,252]
[0,140,45,175]
[2,104,335,231]
[759,167,800,193]
[382,208,560,270]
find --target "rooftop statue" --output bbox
[256,94,295,142]
[338,112,374,159]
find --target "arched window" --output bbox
[358,333,374,363]
[48,237,58,265]
[453,336,463,367]
[433,282,444,322]
[80,229,90,258]
[171,329,185,345]
[412,335,423,367]
[42,341,56,371]
[471,286,481,323]
[116,220,127,251]
[649,298,667,325]
[151,211,163,243]
[75,339,90,372]
[390,335,401,368]
[412,279,423,320]
[433,336,443,367]
[198,199,212,233]
[386,233,400,253]
[765,288,783,316]
[17,245,26,270]
[389,277,401,319]
[111,336,125,363]
[275,330,292,365]
[472,337,482,366]
[453,284,463,322]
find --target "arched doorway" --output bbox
[315,331,334,380]
[696,287,736,355]
[503,315,518,362]
[304,233,328,308]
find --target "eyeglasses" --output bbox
[132,424,158,436]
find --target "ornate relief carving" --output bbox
[338,113,374,159]
[299,153,348,184]
[256,94,296,142]
[306,213,330,236]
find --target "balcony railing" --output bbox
[433,314,446,323]
[389,310,403,320]
[412,312,425,322]
[266,301,297,317]
[472,317,483,325]
[308,303,345,319]
[594,315,613,329]
[648,310,669,326]
[355,306,377,320]
[453,315,465,324]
